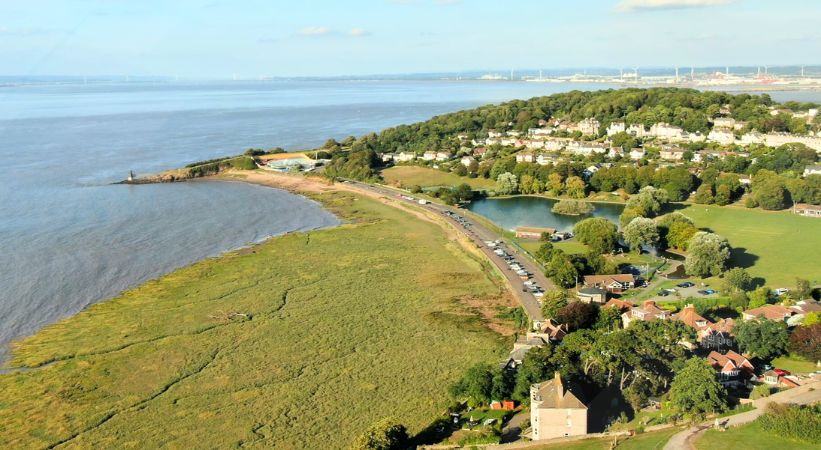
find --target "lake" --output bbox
[467,196,624,232]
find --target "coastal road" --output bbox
[663,376,821,450]
[347,181,546,325]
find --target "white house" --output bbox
[422,151,436,161]
[578,118,601,136]
[435,151,452,161]
[516,152,535,163]
[804,165,821,177]
[606,121,626,136]
[629,148,646,160]
[708,129,736,145]
[396,151,416,162]
[460,156,476,167]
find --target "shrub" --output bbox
[757,403,821,443]
[551,199,594,216]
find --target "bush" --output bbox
[757,403,821,443]
[551,199,595,216]
[751,384,773,400]
[409,185,422,194]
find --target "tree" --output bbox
[789,323,821,362]
[714,183,733,206]
[541,289,568,318]
[668,358,727,419]
[547,172,564,196]
[619,207,644,228]
[565,176,587,199]
[453,163,468,176]
[534,242,555,264]
[693,184,714,204]
[795,278,812,300]
[495,172,518,195]
[555,302,598,331]
[753,171,790,210]
[666,221,697,250]
[622,217,659,253]
[625,186,669,217]
[684,232,731,277]
[724,267,752,292]
[350,418,409,450]
[448,363,494,405]
[573,217,619,254]
[748,286,772,308]
[594,306,622,331]
[547,252,579,288]
[734,319,789,360]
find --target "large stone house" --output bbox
[673,304,735,350]
[706,350,756,388]
[531,373,588,440]
[621,300,671,328]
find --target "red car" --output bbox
[774,369,790,376]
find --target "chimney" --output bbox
[643,300,656,308]
[554,371,563,399]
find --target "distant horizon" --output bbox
[3,64,821,82]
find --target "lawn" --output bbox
[0,189,510,449]
[381,165,496,189]
[678,204,821,287]
[696,420,821,450]
[771,354,819,374]
[531,428,680,450]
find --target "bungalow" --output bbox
[603,298,635,313]
[422,151,436,161]
[515,226,556,240]
[516,152,535,163]
[575,142,609,156]
[531,373,588,440]
[742,304,796,322]
[787,300,821,326]
[435,151,452,161]
[583,274,636,293]
[793,203,821,218]
[577,287,607,304]
[761,370,801,388]
[622,300,671,327]
[380,153,394,162]
[536,154,559,166]
[473,147,488,158]
[706,350,755,388]
[460,156,476,167]
[528,127,555,137]
[583,165,600,178]
[262,153,316,170]
[502,335,548,370]
[526,140,546,150]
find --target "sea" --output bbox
[1,79,819,357]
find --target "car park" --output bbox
[677,282,694,288]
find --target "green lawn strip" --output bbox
[771,354,819,374]
[696,420,821,450]
[381,165,496,189]
[0,190,508,449]
[529,428,680,450]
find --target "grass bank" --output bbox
[0,174,511,449]
[696,420,821,450]
[530,427,680,450]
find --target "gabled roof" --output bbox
[604,298,635,312]
[743,304,795,321]
[707,350,752,372]
[674,305,713,330]
[533,372,587,410]
[584,274,635,286]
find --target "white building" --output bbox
[629,148,646,160]
[422,151,436,161]
[804,165,821,177]
[435,151,452,161]
[712,117,736,129]
[606,121,626,136]
[763,133,821,152]
[578,118,601,136]
[536,154,559,166]
[460,156,476,167]
[516,152,535,163]
[708,129,736,145]
[395,152,416,162]
[649,123,685,140]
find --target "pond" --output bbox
[466,196,624,233]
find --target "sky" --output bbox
[1,0,820,78]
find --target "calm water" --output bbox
[0,79,624,354]
[467,196,624,232]
[1,80,819,356]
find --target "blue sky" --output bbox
[1,0,819,77]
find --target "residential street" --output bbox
[348,181,546,324]
[663,376,821,450]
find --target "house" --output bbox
[395,151,416,162]
[622,300,671,327]
[490,400,516,411]
[740,131,764,145]
[603,298,635,313]
[606,121,626,136]
[473,147,488,158]
[583,165,600,178]
[659,146,686,161]
[583,274,636,293]
[502,336,548,370]
[629,148,646,160]
[712,117,736,129]
[422,151,436,161]
[706,350,756,388]
[577,287,607,304]
[435,151,452,161]
[804,165,821,176]
[516,152,535,163]
[649,123,685,140]
[761,370,801,388]
[627,124,646,137]
[794,203,821,218]
[529,127,555,137]
[460,156,476,167]
[574,142,609,156]
[527,319,568,343]
[763,132,821,152]
[530,373,588,440]
[742,304,796,322]
[578,118,601,136]
[787,300,821,325]
[536,153,559,166]
[708,129,735,145]
[488,130,503,138]
[608,147,624,159]
[701,318,736,350]
[515,226,556,240]
[380,153,394,162]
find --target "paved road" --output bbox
[663,377,821,450]
[348,181,546,324]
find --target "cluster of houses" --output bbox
[513,271,821,441]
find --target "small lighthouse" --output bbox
[127,170,135,182]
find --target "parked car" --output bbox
[657,290,670,297]
[774,288,790,296]
[677,282,695,288]
[697,289,717,295]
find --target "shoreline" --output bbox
[0,175,341,369]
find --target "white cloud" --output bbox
[299,26,332,36]
[349,28,369,37]
[615,0,734,12]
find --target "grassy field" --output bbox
[678,204,821,287]
[697,420,821,450]
[0,188,511,449]
[531,428,680,450]
[381,165,496,189]
[771,354,819,374]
